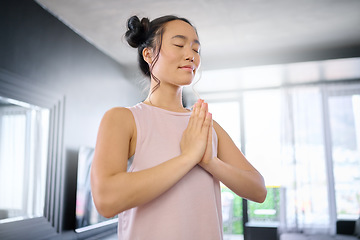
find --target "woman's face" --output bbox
[149,20,201,87]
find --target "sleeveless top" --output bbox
[117,102,223,240]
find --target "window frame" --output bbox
[0,68,65,237]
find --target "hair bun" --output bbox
[125,16,150,48]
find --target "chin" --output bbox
[171,75,192,86]
[180,78,194,86]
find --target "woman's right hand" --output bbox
[180,99,212,164]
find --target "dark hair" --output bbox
[125,15,196,94]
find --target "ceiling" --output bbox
[34,0,360,93]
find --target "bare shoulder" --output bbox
[212,119,228,138]
[94,107,136,167]
[98,107,136,141]
[103,106,133,120]
[102,107,134,128]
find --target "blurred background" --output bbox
[0,0,359,239]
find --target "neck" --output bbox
[144,80,186,112]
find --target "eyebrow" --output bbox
[171,35,201,45]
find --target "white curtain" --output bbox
[281,87,330,234]
[0,107,26,215]
[0,106,49,220]
[243,87,331,234]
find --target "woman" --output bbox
[91,15,267,240]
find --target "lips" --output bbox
[179,65,195,72]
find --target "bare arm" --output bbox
[200,119,267,203]
[91,102,211,218]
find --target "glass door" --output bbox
[243,89,284,235]
[327,89,360,220]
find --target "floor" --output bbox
[103,233,244,239]
[101,233,117,240]
[224,234,244,240]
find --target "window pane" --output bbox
[290,88,329,231]
[208,101,243,239]
[243,90,283,187]
[328,94,360,219]
[243,88,330,232]
[221,185,243,238]
[243,90,285,227]
[248,187,281,223]
[209,101,240,148]
[0,98,49,222]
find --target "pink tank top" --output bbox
[118,102,223,240]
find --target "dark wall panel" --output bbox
[0,0,142,238]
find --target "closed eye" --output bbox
[174,44,199,53]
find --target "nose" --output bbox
[186,56,195,62]
[185,47,195,62]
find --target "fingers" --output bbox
[189,99,205,129]
[189,99,211,134]
[201,111,212,136]
[195,101,208,130]
[188,100,201,129]
[181,99,213,164]
[194,99,202,115]
[200,112,213,165]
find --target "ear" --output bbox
[142,47,153,65]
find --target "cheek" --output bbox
[165,51,182,64]
[194,55,201,69]
[151,55,175,77]
[196,55,201,66]
[157,52,179,68]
